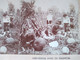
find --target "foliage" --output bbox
[8,3,15,15]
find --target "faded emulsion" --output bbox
[0,0,79,54]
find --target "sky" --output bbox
[0,0,79,13]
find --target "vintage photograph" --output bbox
[0,0,80,55]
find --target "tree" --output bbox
[21,0,35,21]
[69,4,75,17]
[8,3,15,15]
[14,9,21,29]
[20,0,35,31]
[19,0,35,38]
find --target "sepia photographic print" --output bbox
[0,0,80,58]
